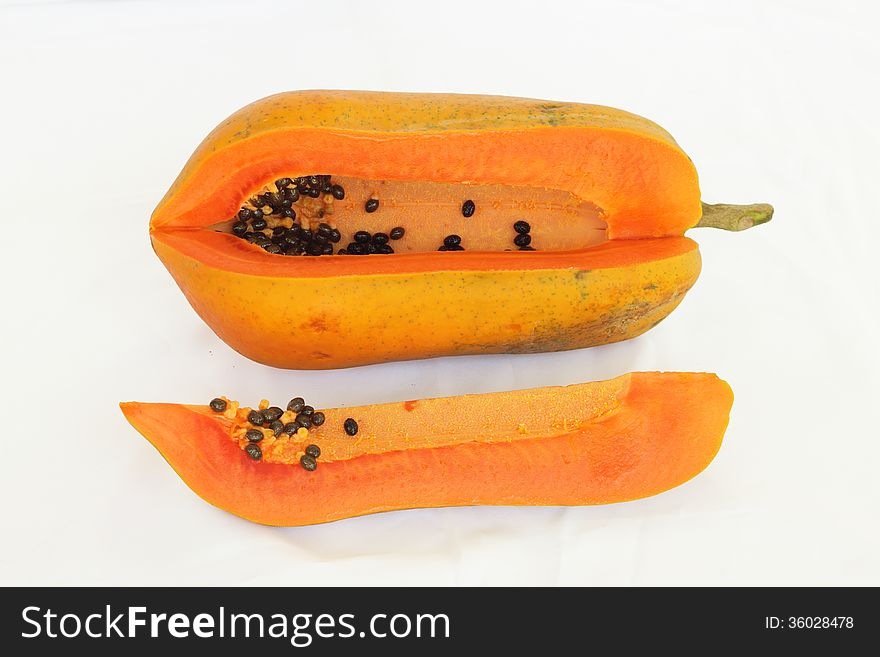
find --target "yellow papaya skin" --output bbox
[154,234,699,369]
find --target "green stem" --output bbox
[696,202,774,231]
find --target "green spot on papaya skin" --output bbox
[574,270,593,300]
[696,202,774,231]
[643,283,657,290]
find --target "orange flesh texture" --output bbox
[211,176,608,253]
[151,91,701,242]
[215,377,627,465]
[120,372,733,526]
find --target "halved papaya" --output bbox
[151,91,771,368]
[120,372,733,526]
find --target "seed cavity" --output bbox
[221,395,331,472]
[225,177,551,257]
[228,176,343,257]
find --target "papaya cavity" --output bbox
[203,378,628,469]
[208,174,607,257]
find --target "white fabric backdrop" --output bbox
[1,0,878,585]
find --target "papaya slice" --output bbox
[151,91,772,368]
[120,372,733,526]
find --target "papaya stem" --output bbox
[696,202,774,231]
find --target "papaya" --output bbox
[120,372,733,526]
[151,91,772,369]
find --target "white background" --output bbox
[1,0,878,586]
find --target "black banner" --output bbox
[0,587,872,653]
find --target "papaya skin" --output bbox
[149,91,770,369]
[153,235,700,368]
[120,372,734,527]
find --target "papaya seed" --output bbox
[263,407,284,422]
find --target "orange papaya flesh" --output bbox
[120,372,733,527]
[150,91,771,368]
[152,92,700,239]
